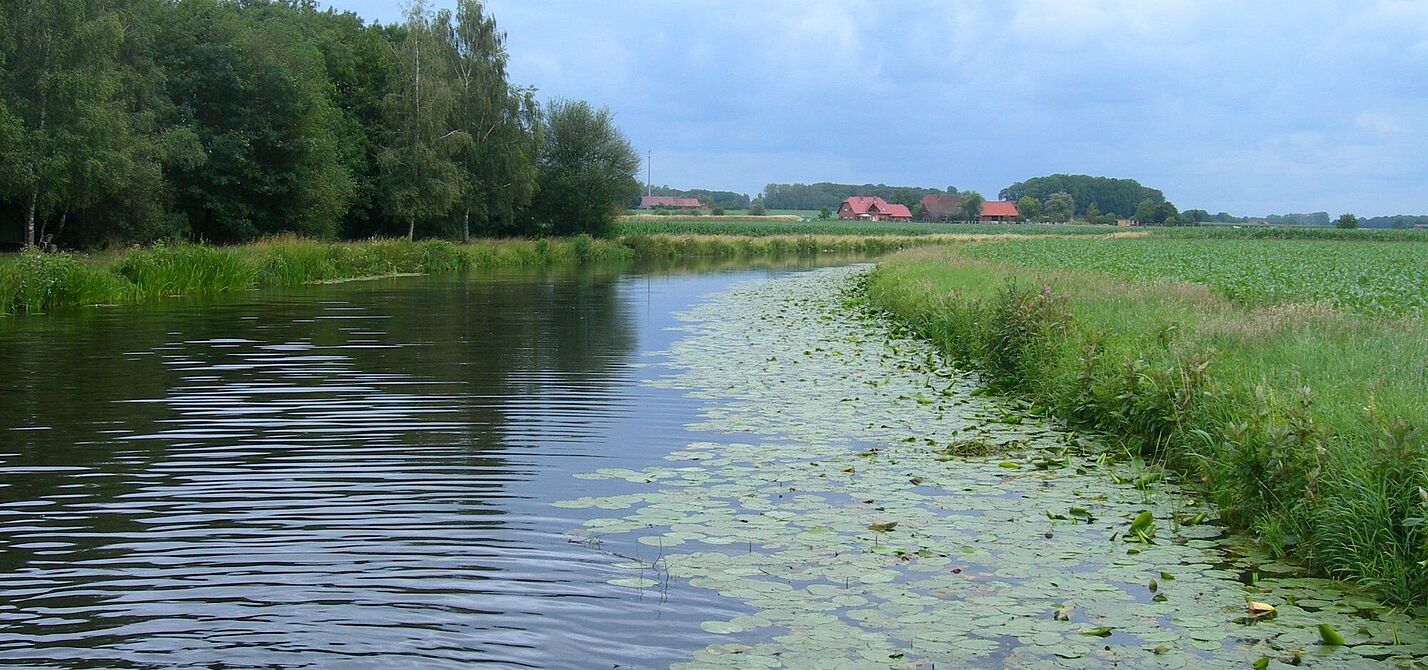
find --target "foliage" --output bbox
[1043,192,1074,223]
[0,0,634,247]
[959,191,985,220]
[1335,213,1358,230]
[644,185,749,209]
[760,182,953,211]
[868,244,1428,603]
[529,99,641,236]
[1016,196,1041,222]
[441,0,540,239]
[748,201,766,216]
[612,218,1115,237]
[818,206,831,220]
[999,174,1164,218]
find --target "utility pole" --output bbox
[646,150,652,197]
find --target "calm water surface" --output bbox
[0,259,856,668]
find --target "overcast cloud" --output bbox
[323,1,1428,216]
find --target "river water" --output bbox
[0,260,857,668]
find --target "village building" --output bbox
[979,201,1020,222]
[918,194,962,222]
[637,196,708,210]
[838,196,913,222]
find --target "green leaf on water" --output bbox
[1318,623,1345,646]
[868,521,898,533]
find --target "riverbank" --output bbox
[865,245,1428,605]
[0,233,993,316]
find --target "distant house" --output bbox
[1415,223,1428,230]
[918,194,962,222]
[638,196,708,210]
[979,201,1019,222]
[838,196,913,222]
[1116,219,1137,227]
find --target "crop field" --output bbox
[614,218,1112,238]
[963,237,1428,315]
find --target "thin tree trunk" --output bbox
[52,211,67,248]
[24,188,37,249]
[407,217,415,242]
[463,207,470,243]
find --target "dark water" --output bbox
[0,259,853,669]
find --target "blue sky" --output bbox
[324,1,1428,216]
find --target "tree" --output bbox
[1134,198,1157,224]
[440,0,539,239]
[379,0,463,241]
[159,0,354,243]
[999,174,1163,218]
[1084,202,1101,223]
[1043,191,1074,223]
[1335,213,1358,229]
[1152,201,1180,226]
[959,191,984,221]
[818,206,831,220]
[748,201,766,216]
[0,0,182,248]
[1016,196,1041,222]
[530,99,639,236]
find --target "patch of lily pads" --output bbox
[557,266,1428,669]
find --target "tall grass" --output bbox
[866,246,1428,604]
[0,236,635,316]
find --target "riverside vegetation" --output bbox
[865,238,1428,605]
[0,234,987,315]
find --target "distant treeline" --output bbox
[760,183,956,211]
[999,175,1165,218]
[1,0,640,249]
[643,186,750,209]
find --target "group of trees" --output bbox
[999,175,1164,219]
[0,0,640,249]
[761,182,954,211]
[641,186,749,210]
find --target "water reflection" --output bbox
[0,260,856,668]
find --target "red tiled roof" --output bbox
[981,201,1019,218]
[639,196,704,209]
[882,204,913,219]
[919,194,961,216]
[841,196,890,214]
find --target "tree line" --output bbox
[0,0,641,250]
[761,182,955,211]
[643,186,750,210]
[998,174,1165,219]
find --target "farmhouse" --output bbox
[637,196,707,210]
[918,194,962,222]
[979,201,1019,222]
[838,196,913,222]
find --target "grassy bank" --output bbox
[0,232,1003,315]
[0,236,630,315]
[865,243,1428,604]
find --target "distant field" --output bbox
[613,218,1113,237]
[963,237,1428,315]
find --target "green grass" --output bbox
[614,218,1114,237]
[962,237,1428,315]
[0,231,995,315]
[865,242,1428,604]
[0,236,633,315]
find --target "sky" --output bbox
[323,1,1428,217]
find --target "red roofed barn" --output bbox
[918,194,963,222]
[638,196,708,210]
[838,197,913,222]
[979,201,1020,222]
